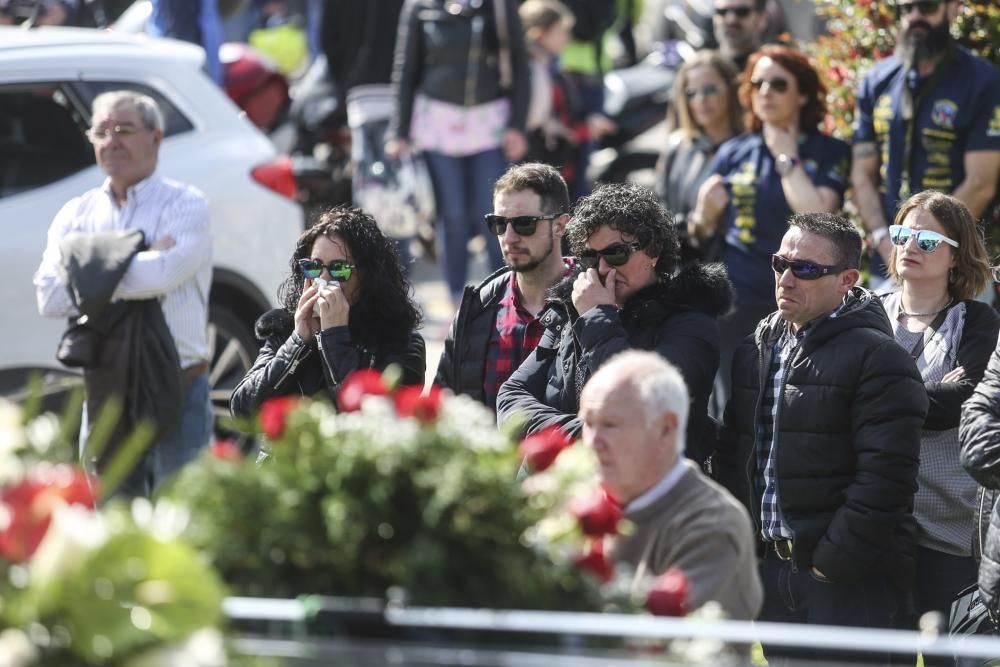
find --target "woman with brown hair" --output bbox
[655,51,741,262]
[689,44,850,412]
[880,190,1000,624]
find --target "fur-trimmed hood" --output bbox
[545,262,734,319]
[254,308,295,341]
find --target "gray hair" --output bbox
[92,90,164,132]
[592,351,689,455]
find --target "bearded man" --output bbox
[850,0,1000,284]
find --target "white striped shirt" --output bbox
[33,173,213,368]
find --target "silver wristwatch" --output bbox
[775,153,801,177]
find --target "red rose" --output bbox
[646,567,690,617]
[575,538,613,583]
[259,396,298,440]
[394,384,442,423]
[518,425,572,473]
[570,490,623,537]
[210,439,242,462]
[337,369,389,413]
[0,466,97,563]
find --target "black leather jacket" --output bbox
[230,308,426,421]
[960,338,1000,614]
[389,0,531,139]
[716,288,928,585]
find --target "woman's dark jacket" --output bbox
[435,266,511,404]
[230,308,426,420]
[960,335,1000,615]
[389,0,531,139]
[322,0,404,91]
[715,288,928,586]
[495,263,732,464]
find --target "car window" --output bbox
[75,81,194,138]
[0,83,94,200]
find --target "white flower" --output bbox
[30,502,107,588]
[0,628,37,667]
[131,498,189,542]
[124,628,226,667]
[24,414,60,455]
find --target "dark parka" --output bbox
[960,338,1000,615]
[496,262,732,464]
[435,266,512,405]
[230,308,426,420]
[716,287,928,586]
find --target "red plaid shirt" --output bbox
[482,269,557,411]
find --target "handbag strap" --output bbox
[492,0,513,90]
[908,305,951,360]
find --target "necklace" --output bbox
[900,298,953,318]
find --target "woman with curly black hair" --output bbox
[230,207,425,419]
[497,183,732,464]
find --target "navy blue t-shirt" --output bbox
[854,48,1000,222]
[709,132,850,306]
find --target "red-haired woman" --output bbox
[690,45,850,410]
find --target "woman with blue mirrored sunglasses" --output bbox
[888,224,960,253]
[879,191,1000,623]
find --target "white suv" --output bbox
[0,27,305,425]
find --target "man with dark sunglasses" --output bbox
[711,0,767,72]
[435,163,572,411]
[852,0,1000,287]
[716,213,928,663]
[497,183,733,465]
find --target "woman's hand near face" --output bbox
[572,268,617,315]
[690,175,729,240]
[317,281,351,330]
[762,122,799,160]
[294,279,322,342]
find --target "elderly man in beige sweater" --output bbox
[579,350,762,620]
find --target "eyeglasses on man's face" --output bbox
[578,242,643,271]
[771,254,850,280]
[298,258,356,282]
[893,0,943,19]
[87,124,148,143]
[484,214,559,236]
[888,225,959,254]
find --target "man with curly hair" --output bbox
[497,183,732,464]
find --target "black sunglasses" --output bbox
[772,254,850,280]
[750,77,790,94]
[298,258,355,282]
[484,214,559,236]
[893,0,942,18]
[578,242,643,270]
[714,5,755,18]
[685,83,721,100]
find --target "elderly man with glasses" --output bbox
[497,182,732,466]
[715,212,928,664]
[851,0,1000,289]
[33,90,212,498]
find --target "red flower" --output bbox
[259,396,298,440]
[337,369,389,413]
[210,439,242,462]
[518,425,572,473]
[394,384,443,424]
[646,568,690,617]
[575,538,613,582]
[570,489,623,536]
[0,465,97,563]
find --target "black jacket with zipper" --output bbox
[716,288,928,586]
[389,0,531,139]
[496,262,732,464]
[230,308,426,421]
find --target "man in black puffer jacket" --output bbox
[435,163,573,411]
[716,213,927,662]
[960,336,1000,618]
[496,183,732,465]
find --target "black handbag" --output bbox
[56,315,100,368]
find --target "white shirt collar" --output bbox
[624,458,688,514]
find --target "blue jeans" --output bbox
[84,373,213,498]
[422,148,506,301]
[759,548,905,665]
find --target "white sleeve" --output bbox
[114,188,212,299]
[33,198,80,319]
